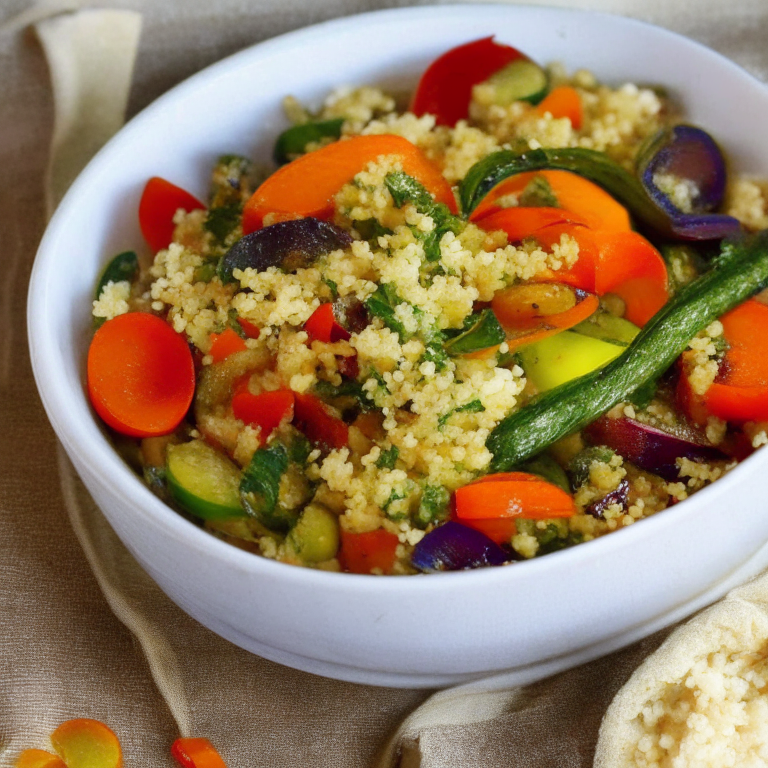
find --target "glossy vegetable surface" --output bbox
[487,231,768,470]
[411,520,509,571]
[171,738,227,768]
[87,313,196,438]
[50,719,123,768]
[139,177,205,252]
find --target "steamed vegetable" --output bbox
[242,134,457,232]
[460,147,742,240]
[339,528,399,574]
[536,86,583,129]
[410,36,531,126]
[87,312,196,438]
[273,117,344,164]
[487,231,768,471]
[139,176,205,252]
[411,520,509,572]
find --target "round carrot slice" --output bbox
[242,134,456,233]
[87,312,195,437]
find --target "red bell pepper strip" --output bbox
[232,389,295,445]
[242,134,456,233]
[87,313,195,438]
[236,317,261,339]
[139,177,206,253]
[411,37,527,127]
[339,528,399,574]
[171,738,227,768]
[293,392,349,451]
[208,328,248,363]
[304,303,351,343]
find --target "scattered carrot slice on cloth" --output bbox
[304,302,351,343]
[293,391,349,451]
[536,85,583,128]
[232,389,295,445]
[471,169,632,231]
[338,528,399,574]
[87,312,195,437]
[139,176,206,252]
[50,719,123,768]
[208,327,248,363]
[171,738,227,768]
[455,472,576,542]
[704,299,768,422]
[410,36,527,126]
[491,282,600,352]
[14,750,66,768]
[242,134,456,233]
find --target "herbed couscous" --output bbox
[87,37,768,575]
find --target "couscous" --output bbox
[87,37,768,574]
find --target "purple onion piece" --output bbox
[411,520,510,573]
[639,125,741,241]
[586,478,629,519]
[584,416,725,482]
[218,217,352,283]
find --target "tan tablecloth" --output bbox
[2,1,768,766]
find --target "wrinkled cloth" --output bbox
[2,1,768,766]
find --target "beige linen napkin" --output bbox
[3,1,768,767]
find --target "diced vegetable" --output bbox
[286,504,340,563]
[487,231,768,470]
[460,148,741,240]
[483,58,548,106]
[50,719,123,768]
[208,328,248,363]
[293,392,349,451]
[572,310,640,346]
[474,206,590,241]
[139,177,205,252]
[304,302,351,343]
[166,441,245,520]
[242,134,457,232]
[87,313,195,438]
[584,416,724,481]
[411,520,509,571]
[231,389,295,445]
[536,86,583,129]
[471,169,631,231]
[217,218,352,284]
[273,118,345,164]
[339,528,399,574]
[518,453,571,493]
[411,36,528,126]
[171,737,227,768]
[455,471,576,522]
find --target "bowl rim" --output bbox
[28,2,768,593]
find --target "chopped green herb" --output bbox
[438,399,485,430]
[204,204,241,246]
[240,443,292,531]
[364,283,411,339]
[273,118,344,164]
[414,484,450,529]
[376,445,400,470]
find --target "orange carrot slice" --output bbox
[208,328,248,363]
[454,515,518,544]
[473,206,589,242]
[50,719,123,768]
[339,529,399,574]
[705,299,768,422]
[455,471,576,521]
[14,750,66,768]
[242,135,456,233]
[87,312,195,437]
[536,86,583,129]
[491,283,599,353]
[471,169,631,231]
[171,738,227,768]
[139,177,205,253]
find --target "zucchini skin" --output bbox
[487,231,768,471]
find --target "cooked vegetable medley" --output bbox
[88,37,768,574]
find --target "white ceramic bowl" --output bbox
[29,4,768,688]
